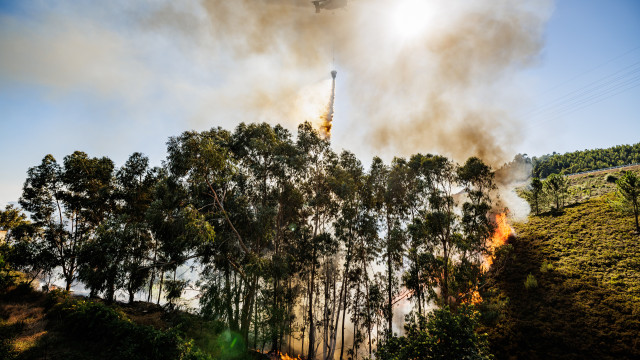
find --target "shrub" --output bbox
[540,262,553,273]
[47,298,212,360]
[376,306,493,360]
[524,273,538,290]
[606,174,618,183]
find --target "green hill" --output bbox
[532,143,640,178]
[483,192,640,359]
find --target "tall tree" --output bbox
[19,152,115,291]
[370,157,410,339]
[295,122,337,360]
[327,150,377,360]
[456,157,495,303]
[78,153,162,302]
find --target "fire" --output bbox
[263,350,303,360]
[278,352,302,360]
[482,212,512,272]
[461,212,512,305]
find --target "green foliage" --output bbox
[523,273,537,290]
[539,261,553,273]
[544,173,569,212]
[376,306,493,360]
[615,171,640,231]
[605,174,618,183]
[10,121,505,357]
[47,298,212,360]
[0,205,29,231]
[532,143,640,178]
[522,178,544,215]
[19,151,116,290]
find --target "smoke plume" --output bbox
[0,0,553,166]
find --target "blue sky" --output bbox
[0,0,639,206]
[518,0,640,156]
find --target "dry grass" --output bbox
[0,288,48,355]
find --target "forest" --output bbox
[1,122,499,359]
[531,142,640,178]
[2,122,639,360]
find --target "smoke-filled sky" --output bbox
[1,0,639,206]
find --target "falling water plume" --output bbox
[320,70,337,139]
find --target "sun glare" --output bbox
[391,0,434,40]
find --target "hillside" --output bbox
[531,143,640,178]
[483,192,640,359]
[518,166,640,214]
[0,286,269,360]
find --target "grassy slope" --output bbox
[484,193,640,359]
[521,167,640,214]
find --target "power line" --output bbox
[538,44,640,94]
[525,61,640,117]
[528,70,640,121]
[527,77,640,128]
[525,55,640,128]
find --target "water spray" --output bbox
[320,69,337,139]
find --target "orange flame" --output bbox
[278,352,302,360]
[461,212,512,305]
[482,212,512,272]
[263,351,303,360]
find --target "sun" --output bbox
[391,0,434,41]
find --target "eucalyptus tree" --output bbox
[229,122,303,351]
[165,126,267,337]
[0,205,29,231]
[410,155,458,307]
[19,152,115,291]
[294,122,338,360]
[369,156,412,339]
[167,123,305,346]
[456,157,496,304]
[77,152,160,302]
[326,150,377,360]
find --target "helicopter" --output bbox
[312,0,348,13]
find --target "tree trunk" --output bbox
[442,240,449,306]
[147,239,157,302]
[338,259,350,360]
[307,248,317,360]
[240,277,256,343]
[157,268,164,305]
[387,240,393,339]
[272,268,279,352]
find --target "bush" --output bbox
[606,174,618,183]
[540,262,553,273]
[524,273,538,290]
[47,298,212,360]
[376,306,492,360]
